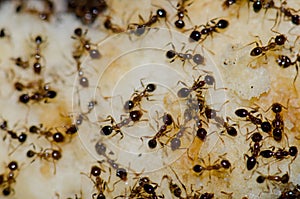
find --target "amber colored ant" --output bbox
[11,57,29,69]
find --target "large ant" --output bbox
[100,110,144,139]
[189,18,229,42]
[260,146,298,162]
[127,8,168,36]
[166,43,205,66]
[235,108,263,126]
[142,113,174,149]
[71,28,101,60]
[124,80,156,111]
[276,53,299,83]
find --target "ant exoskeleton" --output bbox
[256,172,289,192]
[276,53,299,83]
[169,0,192,29]
[100,110,144,139]
[26,145,62,174]
[192,154,232,180]
[142,113,174,149]
[166,43,205,66]
[104,16,125,33]
[169,118,191,151]
[18,85,57,104]
[127,8,168,36]
[188,18,229,42]
[71,28,101,60]
[124,80,156,111]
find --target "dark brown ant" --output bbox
[278,183,300,199]
[166,43,205,66]
[213,116,238,137]
[169,0,192,29]
[276,53,299,83]
[128,176,162,198]
[100,110,144,139]
[26,145,62,174]
[104,16,125,33]
[31,35,46,74]
[273,1,300,27]
[247,34,287,66]
[1,160,20,196]
[124,80,156,111]
[71,28,101,60]
[0,119,27,144]
[28,124,65,144]
[127,8,168,36]
[188,18,229,42]
[192,155,232,180]
[256,172,289,192]
[235,108,262,125]
[170,118,191,151]
[81,165,110,199]
[260,146,298,162]
[142,113,174,149]
[177,75,213,98]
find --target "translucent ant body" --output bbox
[31,35,46,74]
[128,177,162,199]
[16,0,54,21]
[235,108,262,126]
[213,116,238,137]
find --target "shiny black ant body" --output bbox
[276,54,299,83]
[170,0,192,29]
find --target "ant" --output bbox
[71,28,101,60]
[15,0,54,21]
[100,110,144,139]
[274,1,300,27]
[276,53,299,83]
[213,116,238,137]
[170,118,191,150]
[278,183,300,199]
[129,176,162,198]
[31,35,47,74]
[11,57,29,69]
[29,124,65,143]
[188,18,229,42]
[124,80,156,111]
[260,146,298,162]
[81,165,110,199]
[256,172,289,192]
[26,145,62,174]
[169,0,192,29]
[0,119,27,144]
[192,154,232,180]
[104,16,125,33]
[1,160,20,196]
[142,113,174,149]
[166,43,205,66]
[161,167,187,198]
[127,8,168,36]
[235,107,263,126]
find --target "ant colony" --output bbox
[0,0,299,199]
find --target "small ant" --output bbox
[169,0,192,29]
[170,118,190,150]
[189,18,229,42]
[276,53,299,83]
[192,155,232,180]
[1,160,20,196]
[142,113,174,149]
[31,35,47,74]
[127,8,168,36]
[124,80,156,111]
[166,43,205,66]
[71,28,101,60]
[222,0,237,9]
[274,1,300,26]
[18,83,57,104]
[260,146,298,162]
[26,145,62,174]
[15,0,54,21]
[129,177,161,198]
[100,110,144,139]
[235,108,262,126]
